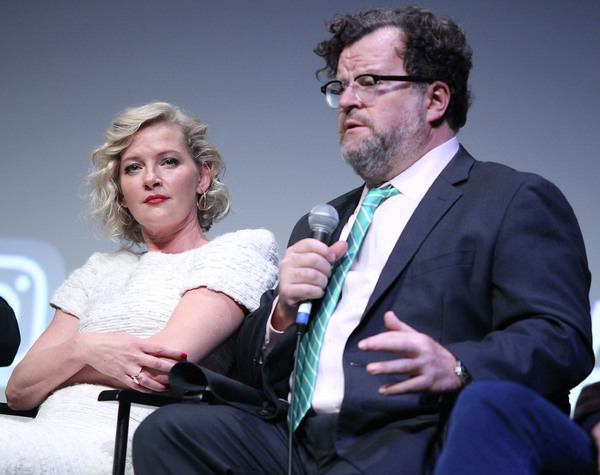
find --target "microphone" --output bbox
[295,204,339,330]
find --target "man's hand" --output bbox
[272,238,347,331]
[358,311,462,395]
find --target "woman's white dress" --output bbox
[0,229,278,474]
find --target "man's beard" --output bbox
[341,130,399,185]
[340,101,427,185]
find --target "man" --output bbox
[133,7,593,474]
[0,296,20,366]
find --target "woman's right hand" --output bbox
[75,331,187,392]
[6,310,188,410]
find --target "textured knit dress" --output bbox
[0,229,279,474]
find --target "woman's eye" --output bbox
[163,157,179,167]
[124,164,141,174]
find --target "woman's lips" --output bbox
[144,195,168,205]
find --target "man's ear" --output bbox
[425,80,450,124]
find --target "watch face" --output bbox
[455,361,472,385]
[455,362,463,376]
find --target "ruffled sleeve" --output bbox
[49,251,136,318]
[184,228,279,312]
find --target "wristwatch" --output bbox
[454,360,472,387]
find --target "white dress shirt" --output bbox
[267,138,459,413]
[312,138,459,413]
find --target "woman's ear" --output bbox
[197,162,212,194]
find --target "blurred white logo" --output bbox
[0,238,64,390]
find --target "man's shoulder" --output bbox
[469,159,554,192]
[453,147,550,189]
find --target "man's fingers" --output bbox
[377,376,429,395]
[329,240,348,261]
[366,356,419,376]
[383,311,417,332]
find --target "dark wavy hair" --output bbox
[314,6,473,131]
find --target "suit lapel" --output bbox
[328,186,364,241]
[363,147,475,315]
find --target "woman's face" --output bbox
[119,121,210,241]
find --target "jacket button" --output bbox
[252,356,264,366]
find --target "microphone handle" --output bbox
[310,229,330,242]
[296,301,312,327]
[294,229,327,331]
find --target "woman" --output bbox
[1,102,279,474]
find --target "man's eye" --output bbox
[329,83,344,95]
[357,77,376,88]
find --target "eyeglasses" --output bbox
[320,74,433,108]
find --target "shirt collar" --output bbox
[372,137,459,201]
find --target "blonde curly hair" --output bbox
[88,102,230,243]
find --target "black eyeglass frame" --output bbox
[320,74,434,106]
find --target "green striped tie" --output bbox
[290,185,400,431]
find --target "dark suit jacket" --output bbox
[233,146,593,473]
[0,296,20,366]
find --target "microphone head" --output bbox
[308,204,339,237]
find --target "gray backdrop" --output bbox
[2,0,599,401]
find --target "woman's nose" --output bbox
[143,167,162,188]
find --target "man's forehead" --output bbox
[336,28,406,78]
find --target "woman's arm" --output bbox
[7,285,244,409]
[139,286,246,387]
[62,288,243,391]
[7,309,82,409]
[150,287,245,361]
[5,308,185,410]
[65,287,245,392]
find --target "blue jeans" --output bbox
[434,381,596,475]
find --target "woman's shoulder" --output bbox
[81,249,141,271]
[208,228,278,263]
[50,249,142,315]
[184,228,279,275]
[184,229,279,312]
[212,228,277,248]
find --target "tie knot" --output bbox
[362,185,399,209]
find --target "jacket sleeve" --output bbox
[446,175,593,412]
[0,296,20,366]
[231,214,313,390]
